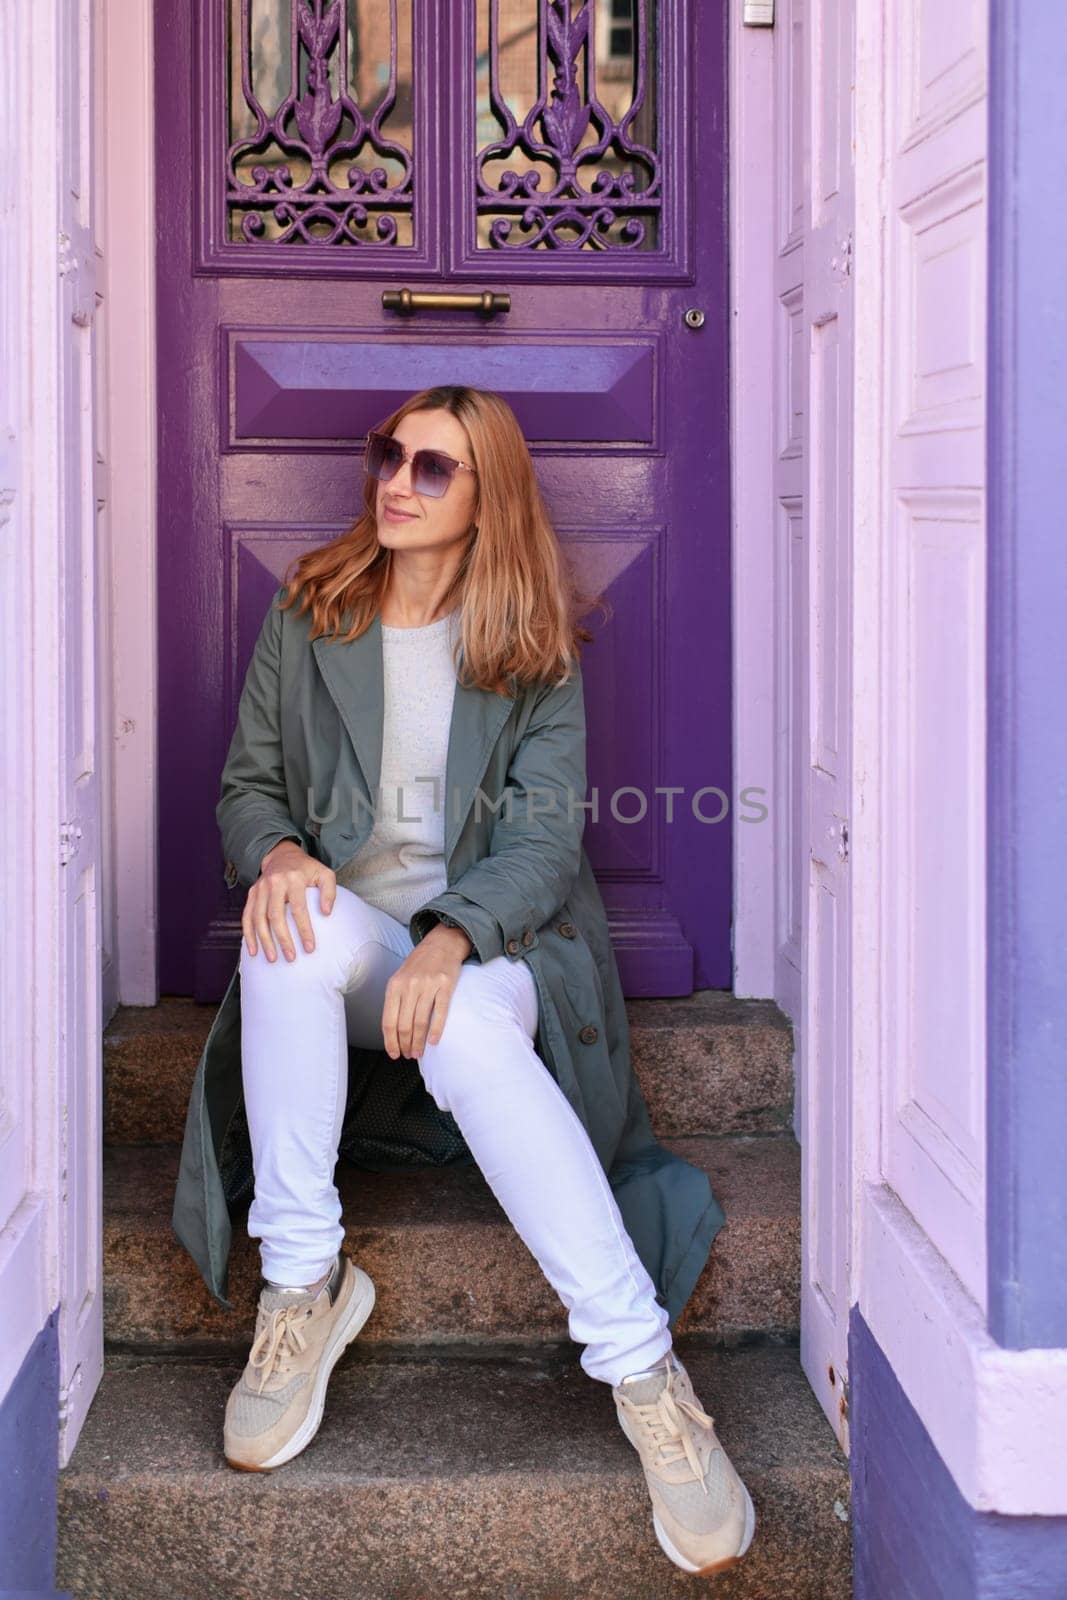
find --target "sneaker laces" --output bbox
[248,1302,311,1394]
[621,1366,718,1492]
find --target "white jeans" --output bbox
[238,883,673,1386]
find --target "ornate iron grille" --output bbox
[475,0,661,252]
[226,0,415,246]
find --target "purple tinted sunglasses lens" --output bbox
[366,432,457,498]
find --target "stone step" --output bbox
[104,1133,800,1352]
[57,1342,851,1600]
[103,990,795,1146]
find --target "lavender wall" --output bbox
[0,1310,59,1594]
[986,0,1067,1349]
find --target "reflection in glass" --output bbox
[475,0,660,251]
[227,0,414,247]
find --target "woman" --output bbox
[173,384,755,1576]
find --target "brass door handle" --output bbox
[382,288,511,320]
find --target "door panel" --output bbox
[158,0,731,1000]
[880,0,988,1300]
[772,0,855,1449]
[230,335,657,442]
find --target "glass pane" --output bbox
[227,0,414,247]
[475,0,660,252]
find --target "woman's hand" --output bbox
[242,840,337,962]
[382,923,473,1059]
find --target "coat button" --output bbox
[578,1024,598,1045]
[521,929,534,947]
[506,937,520,955]
[558,921,576,938]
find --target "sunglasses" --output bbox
[365,429,478,500]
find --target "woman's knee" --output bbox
[417,965,535,1107]
[239,883,367,993]
[444,958,538,1042]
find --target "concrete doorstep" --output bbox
[102,1132,801,1352]
[57,1343,851,1600]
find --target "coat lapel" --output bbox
[310,609,516,869]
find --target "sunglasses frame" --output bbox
[365,429,478,500]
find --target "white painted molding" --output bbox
[729,2,779,1003]
[99,0,159,1006]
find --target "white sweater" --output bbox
[334,609,461,926]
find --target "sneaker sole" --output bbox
[226,1264,376,1472]
[652,1481,757,1576]
[616,1404,757,1574]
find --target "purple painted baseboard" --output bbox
[0,1310,59,1594]
[850,1307,1067,1598]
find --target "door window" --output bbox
[206,0,679,273]
[474,0,660,253]
[226,0,416,248]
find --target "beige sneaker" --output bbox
[224,1248,375,1471]
[613,1351,757,1575]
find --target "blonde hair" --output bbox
[276,385,608,695]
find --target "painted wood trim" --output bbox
[100,0,159,1006]
[0,0,60,1410]
[730,0,780,1001]
[862,1182,1067,1514]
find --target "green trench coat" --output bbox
[171,585,725,1327]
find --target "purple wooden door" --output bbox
[157,0,730,1002]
